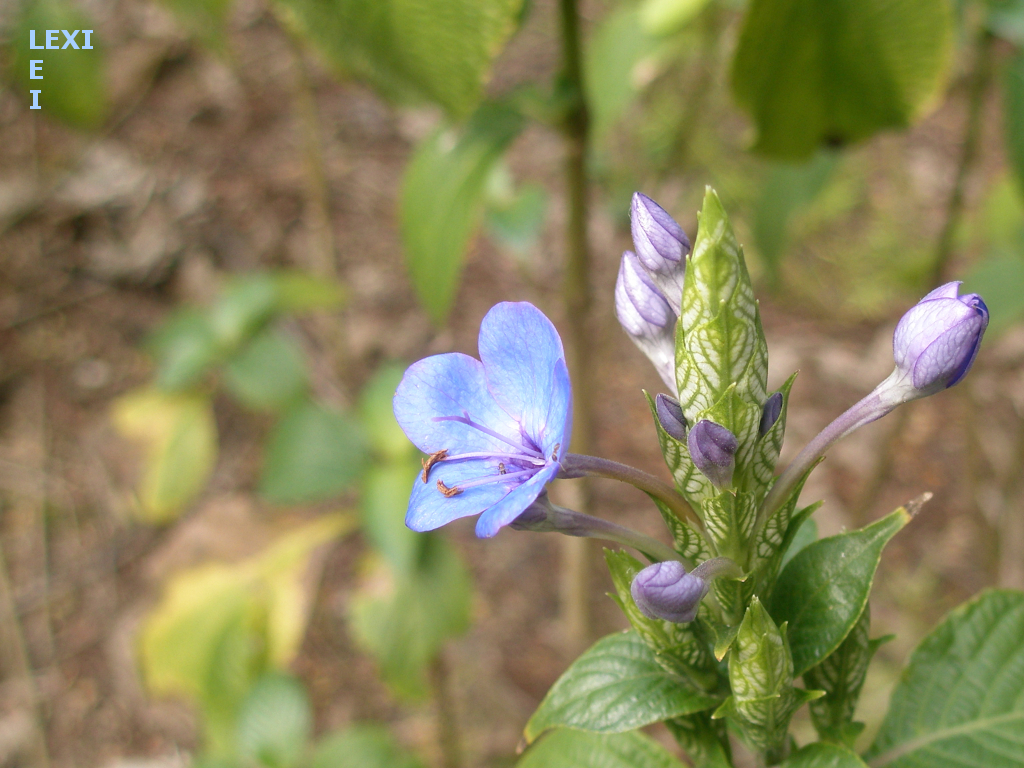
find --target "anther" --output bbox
[498,462,506,474]
[437,480,463,497]
[421,449,449,483]
[551,443,560,460]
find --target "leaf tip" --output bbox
[905,491,932,519]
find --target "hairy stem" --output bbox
[558,0,594,656]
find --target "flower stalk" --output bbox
[560,453,703,531]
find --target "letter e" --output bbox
[46,30,58,48]
[30,60,43,79]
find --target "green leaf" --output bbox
[348,534,471,699]
[770,505,911,676]
[360,459,421,575]
[665,714,733,768]
[211,274,280,349]
[112,389,218,523]
[270,271,347,313]
[237,674,312,768]
[516,728,687,768]
[260,402,367,504]
[312,725,425,768]
[400,101,524,324]
[585,6,652,142]
[147,309,221,392]
[717,598,821,754]
[677,188,767,424]
[803,605,876,745]
[731,0,952,159]
[358,363,415,462]
[781,742,868,768]
[223,329,309,412]
[274,0,524,118]
[866,589,1024,768]
[989,0,1024,45]
[603,550,720,690]
[640,0,713,36]
[753,153,838,286]
[780,516,817,571]
[139,516,353,755]
[10,0,108,129]
[747,372,798,498]
[484,182,548,255]
[524,631,718,743]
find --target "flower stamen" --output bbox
[421,449,449,483]
[437,480,463,497]
[434,468,537,498]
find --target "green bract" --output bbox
[514,189,1012,768]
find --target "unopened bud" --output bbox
[759,392,783,436]
[615,250,677,392]
[630,193,689,310]
[630,560,708,623]
[655,393,688,442]
[687,419,738,488]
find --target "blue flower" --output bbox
[393,302,572,538]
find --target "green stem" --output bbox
[931,27,994,286]
[558,0,594,656]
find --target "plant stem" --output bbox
[430,653,463,768]
[561,453,703,530]
[558,0,594,656]
[279,16,338,279]
[516,502,685,563]
[756,386,892,533]
[931,27,995,286]
[0,535,49,768]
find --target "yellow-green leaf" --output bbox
[112,389,218,523]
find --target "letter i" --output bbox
[30,91,41,109]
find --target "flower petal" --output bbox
[405,459,515,532]
[543,359,573,460]
[920,281,962,301]
[474,462,560,538]
[912,313,985,390]
[478,302,567,444]
[394,352,521,455]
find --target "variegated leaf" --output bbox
[747,372,798,497]
[644,392,715,513]
[676,189,767,417]
[699,386,761,491]
[604,550,720,691]
[714,688,823,754]
[666,713,732,768]
[716,598,822,754]
[804,604,887,746]
[701,491,758,563]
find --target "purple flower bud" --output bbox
[615,250,677,392]
[759,392,783,436]
[892,282,989,395]
[687,419,738,488]
[630,560,708,623]
[630,193,689,311]
[655,393,688,442]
